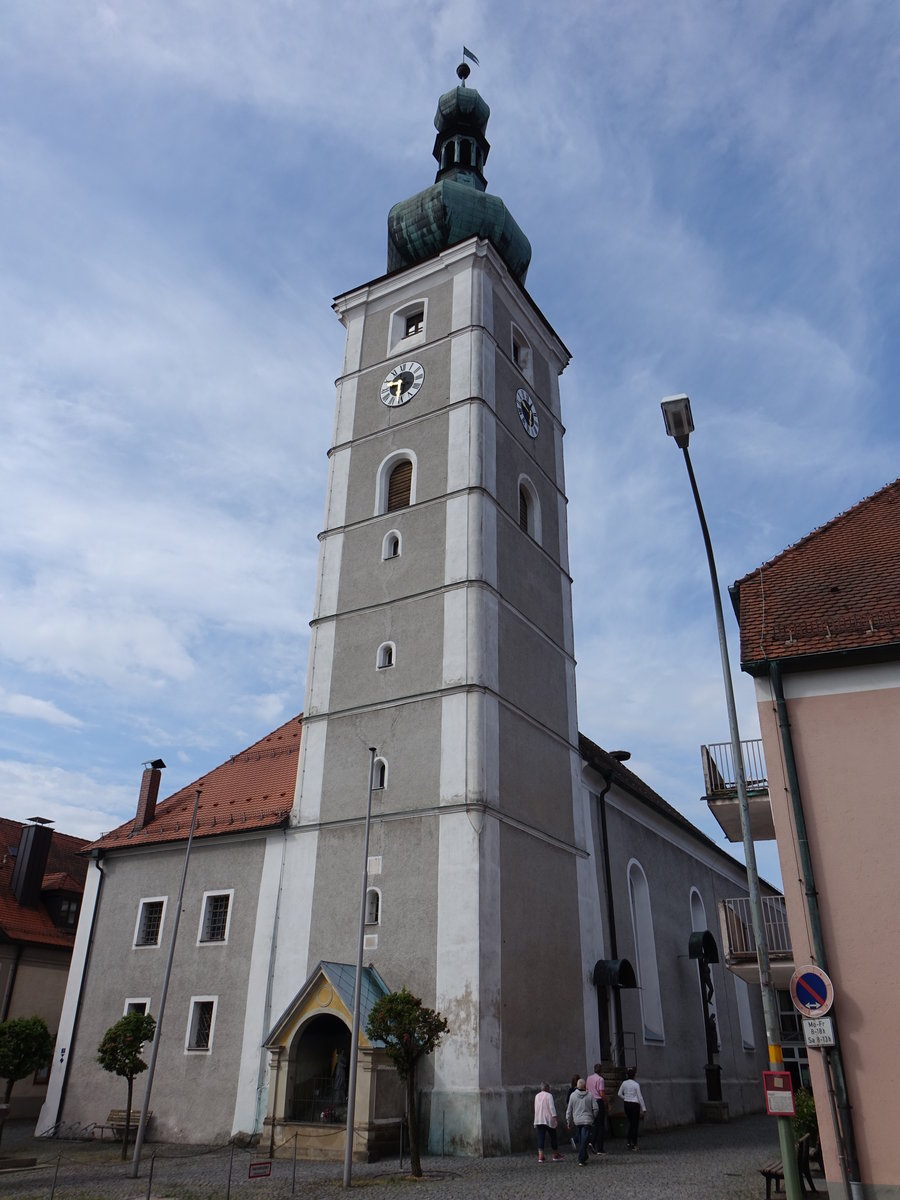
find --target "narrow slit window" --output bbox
[519,487,530,532]
[365,889,381,926]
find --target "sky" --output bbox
[2,2,899,892]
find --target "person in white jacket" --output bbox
[533,1082,563,1162]
[617,1067,647,1150]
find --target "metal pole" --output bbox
[225,1139,235,1200]
[680,445,801,1200]
[291,1131,298,1194]
[342,748,377,1189]
[144,1151,156,1200]
[130,788,202,1177]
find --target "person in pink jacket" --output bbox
[533,1082,564,1162]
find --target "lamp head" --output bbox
[661,394,694,449]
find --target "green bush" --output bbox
[792,1087,818,1144]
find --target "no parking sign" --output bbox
[790,964,834,1018]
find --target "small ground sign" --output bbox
[763,1070,795,1116]
[248,1161,272,1179]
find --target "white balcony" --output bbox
[718,894,794,988]
[701,738,775,842]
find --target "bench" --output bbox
[760,1133,816,1199]
[99,1110,153,1142]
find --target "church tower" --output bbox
[281,62,603,1153]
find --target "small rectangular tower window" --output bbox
[404,311,424,337]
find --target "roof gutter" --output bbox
[769,660,861,1200]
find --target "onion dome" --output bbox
[387,62,531,284]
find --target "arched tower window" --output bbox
[690,887,720,1052]
[382,530,401,560]
[376,642,395,670]
[517,475,541,542]
[365,888,381,926]
[375,451,417,515]
[373,757,388,789]
[628,860,665,1044]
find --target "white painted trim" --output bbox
[233,832,289,1135]
[314,532,344,621]
[444,493,469,585]
[324,445,352,531]
[754,660,900,702]
[123,996,152,1017]
[37,861,102,1134]
[333,375,358,450]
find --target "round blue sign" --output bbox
[790,965,834,1017]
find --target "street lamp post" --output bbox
[661,394,801,1200]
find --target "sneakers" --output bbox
[552,1153,564,1161]
[538,1154,544,1163]
[587,1142,598,1156]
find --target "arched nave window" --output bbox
[627,860,665,1044]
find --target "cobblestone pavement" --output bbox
[0,1114,790,1200]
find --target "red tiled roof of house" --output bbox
[0,819,90,948]
[88,715,302,853]
[732,477,900,671]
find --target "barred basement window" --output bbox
[134,898,165,947]
[198,890,233,943]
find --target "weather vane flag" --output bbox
[462,46,479,65]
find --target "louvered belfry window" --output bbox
[519,486,530,532]
[387,460,412,511]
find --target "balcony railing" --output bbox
[701,738,768,797]
[722,895,792,958]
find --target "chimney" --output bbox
[134,759,166,832]
[10,818,54,908]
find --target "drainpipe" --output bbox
[769,660,862,1200]
[1,945,23,1022]
[596,774,624,1065]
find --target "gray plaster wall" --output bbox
[335,506,447,614]
[59,836,267,1144]
[497,609,571,740]
[598,791,769,1127]
[498,823,584,1084]
[496,706,575,838]
[306,814,440,1010]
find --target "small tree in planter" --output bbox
[97,1011,157,1159]
[0,1015,54,1149]
[365,988,448,1177]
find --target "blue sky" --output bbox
[2,2,898,891]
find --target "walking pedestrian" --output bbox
[565,1077,598,1166]
[585,1061,607,1154]
[533,1082,564,1163]
[617,1067,647,1150]
[566,1073,580,1149]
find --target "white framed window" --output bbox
[376,642,395,670]
[373,757,388,789]
[511,324,533,381]
[388,300,427,353]
[375,450,417,516]
[185,996,217,1053]
[124,997,151,1017]
[734,976,756,1051]
[382,530,402,560]
[197,889,233,945]
[628,860,665,1044]
[133,897,167,948]
[517,475,542,543]
[365,887,381,926]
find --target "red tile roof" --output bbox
[89,715,302,853]
[733,478,900,671]
[0,820,89,948]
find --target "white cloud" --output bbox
[0,690,84,729]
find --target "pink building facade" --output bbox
[733,478,900,1200]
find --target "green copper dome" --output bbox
[387,66,531,284]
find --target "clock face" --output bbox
[381,361,425,407]
[516,388,540,438]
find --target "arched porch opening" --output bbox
[284,1013,351,1124]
